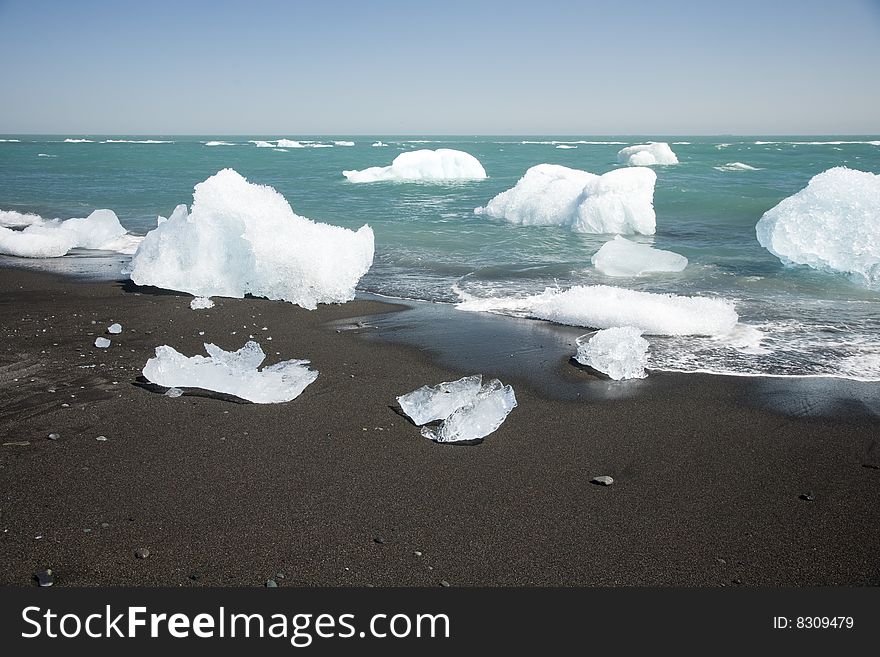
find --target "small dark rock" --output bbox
[275,573,285,580]
[265,579,278,588]
[134,547,150,559]
[439,580,450,587]
[189,573,200,581]
[591,475,614,486]
[799,492,815,502]
[374,537,385,545]
[34,569,54,587]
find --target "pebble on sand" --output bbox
[135,548,150,559]
[34,569,54,587]
[591,475,614,486]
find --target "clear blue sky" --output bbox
[1,0,878,135]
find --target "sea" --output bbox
[1,135,879,382]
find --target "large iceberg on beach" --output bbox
[755,167,880,287]
[617,142,679,166]
[474,164,657,234]
[142,340,317,404]
[343,149,487,183]
[128,169,374,309]
[455,284,738,336]
[0,209,136,258]
[575,327,649,380]
[397,375,517,444]
[592,236,687,276]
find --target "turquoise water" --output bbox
[2,135,879,378]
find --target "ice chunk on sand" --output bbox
[142,340,317,404]
[617,142,679,166]
[755,167,880,287]
[0,209,131,258]
[190,296,214,310]
[343,149,487,183]
[94,337,111,348]
[128,168,374,309]
[474,164,656,235]
[455,284,738,336]
[164,387,183,398]
[398,375,517,443]
[396,375,483,425]
[591,236,687,276]
[575,327,649,380]
[107,323,122,334]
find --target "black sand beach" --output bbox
[1,266,878,587]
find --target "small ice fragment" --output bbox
[591,236,687,276]
[397,375,483,425]
[617,142,679,166]
[190,297,214,310]
[107,323,122,334]
[94,337,111,348]
[164,387,183,398]
[575,327,649,380]
[343,148,487,183]
[142,340,317,404]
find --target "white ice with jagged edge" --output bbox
[617,142,679,166]
[396,375,484,425]
[474,164,656,234]
[128,169,374,309]
[343,149,487,183]
[190,297,214,310]
[592,236,688,276]
[575,327,649,380]
[756,167,880,288]
[455,284,738,336]
[397,375,517,443]
[142,340,317,404]
[0,209,139,258]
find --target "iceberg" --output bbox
[128,169,374,309]
[591,236,687,276]
[397,375,516,444]
[574,327,649,380]
[455,284,738,336]
[617,142,679,166]
[756,167,880,287]
[474,164,656,235]
[142,341,317,404]
[0,209,134,258]
[343,149,487,183]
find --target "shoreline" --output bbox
[1,266,879,586]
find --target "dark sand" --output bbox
[1,266,878,587]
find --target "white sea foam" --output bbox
[755,140,880,146]
[0,139,21,142]
[251,140,275,148]
[0,209,133,258]
[519,140,626,145]
[617,142,678,166]
[204,141,236,146]
[0,210,45,228]
[37,153,56,158]
[555,144,577,149]
[455,284,738,336]
[333,141,355,146]
[474,164,656,235]
[591,236,687,276]
[63,138,94,143]
[372,141,388,147]
[756,167,880,287]
[128,168,374,309]
[343,149,487,183]
[714,162,761,172]
[101,139,173,144]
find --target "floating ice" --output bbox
[94,337,111,348]
[63,138,93,143]
[574,327,649,380]
[107,323,122,334]
[128,169,374,309]
[343,149,487,183]
[397,375,517,443]
[455,284,738,336]
[0,210,43,228]
[142,341,317,404]
[0,209,134,258]
[617,142,678,166]
[755,167,880,287]
[190,296,214,310]
[714,162,761,172]
[372,141,388,147]
[204,141,236,146]
[101,139,173,144]
[474,164,656,234]
[276,139,306,148]
[555,144,577,149]
[334,141,355,146]
[251,140,275,148]
[591,236,687,276]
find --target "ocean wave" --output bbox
[63,138,94,143]
[755,140,880,146]
[204,141,237,146]
[101,139,173,144]
[37,153,57,158]
[519,140,627,145]
[0,138,21,142]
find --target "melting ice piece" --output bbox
[420,380,518,444]
[575,327,649,380]
[142,340,317,404]
[95,337,111,348]
[455,284,738,336]
[756,167,880,287]
[591,236,687,276]
[343,149,487,183]
[714,162,761,172]
[164,387,183,398]
[474,164,656,234]
[0,209,135,258]
[190,296,214,310]
[617,142,679,166]
[396,375,484,425]
[398,375,517,443]
[107,323,122,334]
[128,169,374,309]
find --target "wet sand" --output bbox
[1,266,878,586]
